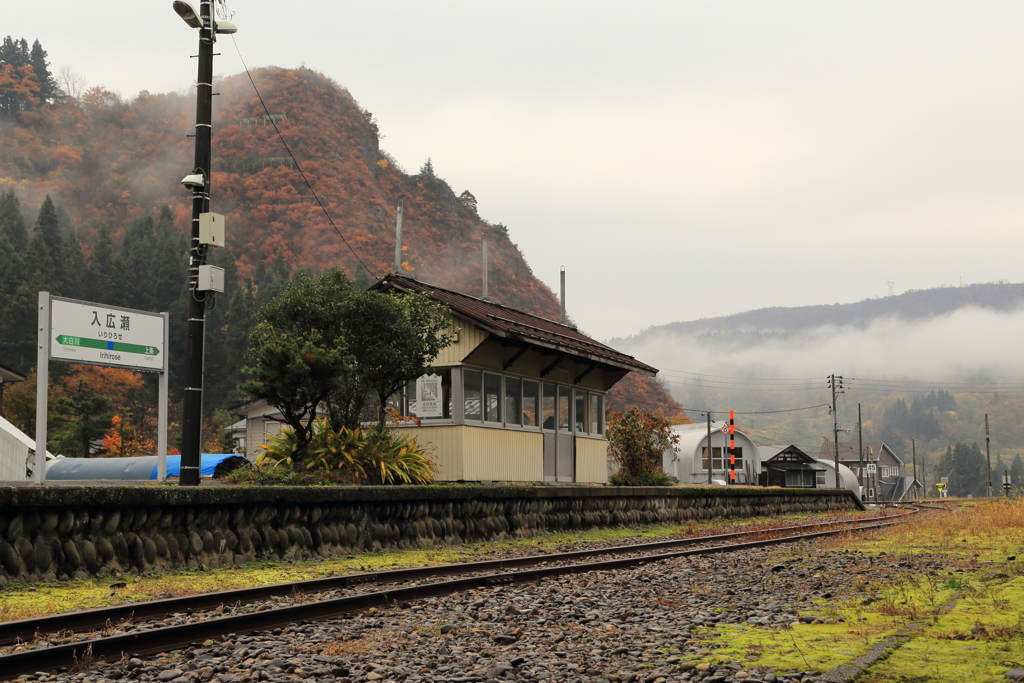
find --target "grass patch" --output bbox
[694,499,1024,681]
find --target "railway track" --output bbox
[0,508,921,679]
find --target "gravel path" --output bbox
[2,517,943,683]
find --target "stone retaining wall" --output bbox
[0,485,862,585]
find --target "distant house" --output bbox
[817,441,908,502]
[758,445,826,488]
[233,274,657,483]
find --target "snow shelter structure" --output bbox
[662,422,762,485]
[369,274,658,483]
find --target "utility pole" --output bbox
[706,412,713,485]
[393,200,403,272]
[912,438,917,500]
[179,0,217,487]
[857,403,864,499]
[828,374,843,488]
[985,414,992,498]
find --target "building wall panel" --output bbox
[434,318,488,365]
[575,436,608,484]
[463,426,543,481]
[400,425,464,481]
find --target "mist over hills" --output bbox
[609,282,1024,478]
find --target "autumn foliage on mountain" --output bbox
[0,45,675,449]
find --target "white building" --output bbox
[662,422,762,485]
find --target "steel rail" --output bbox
[0,512,914,679]
[0,511,902,646]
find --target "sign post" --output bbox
[34,293,169,484]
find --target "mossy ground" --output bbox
[0,510,858,623]
[694,499,1024,682]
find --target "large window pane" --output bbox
[484,373,502,422]
[523,380,539,426]
[464,369,481,421]
[542,383,556,430]
[574,390,587,433]
[591,394,604,434]
[505,377,522,426]
[557,386,571,432]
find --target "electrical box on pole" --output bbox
[197,265,225,293]
[199,212,225,247]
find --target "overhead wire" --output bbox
[228,35,378,280]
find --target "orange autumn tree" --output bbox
[102,413,156,458]
[51,365,153,457]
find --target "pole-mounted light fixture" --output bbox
[173,0,237,33]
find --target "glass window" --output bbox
[816,470,826,486]
[590,394,603,434]
[574,390,587,433]
[542,383,556,430]
[701,447,725,470]
[407,369,452,419]
[484,373,502,423]
[730,447,743,467]
[505,377,522,426]
[557,386,571,432]
[523,380,539,427]
[464,369,481,421]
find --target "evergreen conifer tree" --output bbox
[87,224,116,303]
[29,39,56,103]
[1010,454,1024,488]
[117,214,155,309]
[0,189,28,251]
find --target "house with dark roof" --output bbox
[367,274,657,483]
[758,445,826,488]
[816,440,910,502]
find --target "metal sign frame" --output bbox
[35,292,170,484]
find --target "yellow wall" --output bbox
[433,317,489,365]
[463,426,544,481]
[575,436,608,484]
[400,425,464,481]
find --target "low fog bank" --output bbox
[616,305,1024,387]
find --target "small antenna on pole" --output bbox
[482,238,489,300]
[560,266,566,323]
[393,200,403,273]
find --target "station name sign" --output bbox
[50,297,166,372]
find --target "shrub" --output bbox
[608,470,675,486]
[253,417,435,485]
[606,407,678,485]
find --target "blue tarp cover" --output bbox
[152,454,239,478]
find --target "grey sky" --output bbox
[12,2,1024,340]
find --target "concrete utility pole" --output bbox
[393,201,403,272]
[858,403,864,499]
[912,438,917,500]
[828,374,843,488]
[706,412,713,485]
[179,0,217,487]
[985,414,993,498]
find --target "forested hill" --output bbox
[613,282,1024,343]
[0,46,684,449]
[0,64,556,316]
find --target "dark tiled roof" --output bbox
[372,274,657,376]
[817,441,903,464]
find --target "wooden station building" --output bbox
[369,274,657,483]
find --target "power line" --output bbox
[229,36,378,280]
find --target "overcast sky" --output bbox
[11,2,1024,340]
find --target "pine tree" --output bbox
[29,40,56,104]
[62,225,88,297]
[117,214,155,309]
[0,231,34,370]
[1010,454,1024,488]
[87,224,116,303]
[0,189,28,251]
